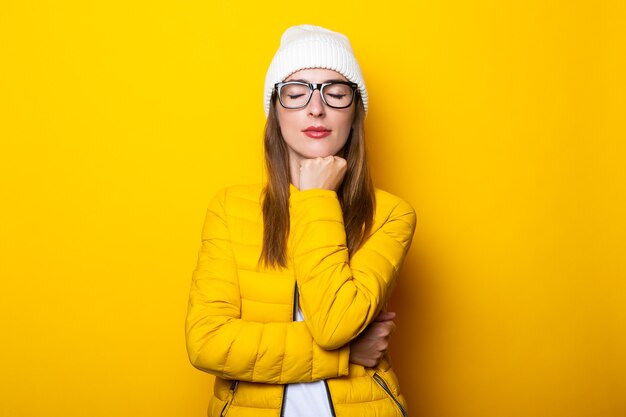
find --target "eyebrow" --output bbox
[286,78,348,83]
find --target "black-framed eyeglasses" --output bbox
[274,81,358,109]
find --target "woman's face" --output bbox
[276,68,356,165]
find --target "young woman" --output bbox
[186,24,416,417]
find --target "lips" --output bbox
[303,126,331,139]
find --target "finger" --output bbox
[374,311,396,322]
[334,157,347,167]
[374,312,392,322]
[385,321,396,336]
[376,322,394,337]
[388,321,397,335]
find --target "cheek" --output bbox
[338,115,355,139]
[276,110,298,134]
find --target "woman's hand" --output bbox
[299,156,347,191]
[349,311,396,368]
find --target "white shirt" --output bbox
[282,290,334,417]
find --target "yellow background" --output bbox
[1,0,625,416]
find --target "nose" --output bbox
[307,89,325,117]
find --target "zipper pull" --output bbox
[230,380,239,391]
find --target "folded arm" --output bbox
[290,189,416,350]
[185,188,350,384]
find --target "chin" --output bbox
[304,150,340,159]
[302,144,344,158]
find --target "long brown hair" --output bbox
[260,91,376,268]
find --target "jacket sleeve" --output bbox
[185,188,350,384]
[289,188,417,350]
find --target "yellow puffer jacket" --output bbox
[186,184,416,417]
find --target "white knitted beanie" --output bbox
[264,24,368,117]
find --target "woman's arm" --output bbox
[289,188,416,350]
[185,188,350,384]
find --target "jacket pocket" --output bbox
[220,380,239,417]
[372,372,407,417]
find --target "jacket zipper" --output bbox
[220,379,239,417]
[279,384,287,417]
[279,283,337,417]
[279,284,299,417]
[372,372,407,417]
[323,380,337,417]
